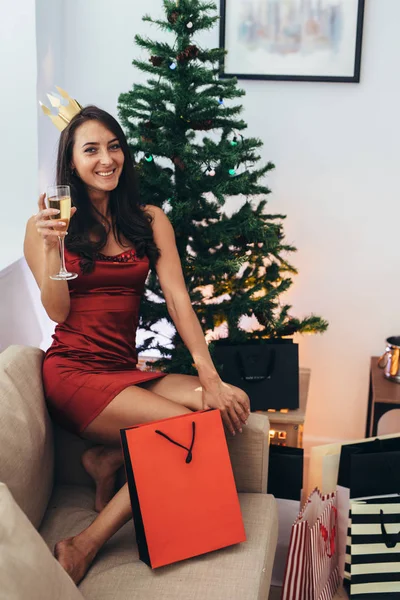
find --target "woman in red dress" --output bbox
[24,105,250,584]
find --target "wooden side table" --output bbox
[366,357,400,437]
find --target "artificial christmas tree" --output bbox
[118,0,328,401]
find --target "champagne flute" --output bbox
[46,185,78,280]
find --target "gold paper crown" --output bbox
[39,86,82,131]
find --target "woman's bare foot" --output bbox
[54,535,97,585]
[81,446,123,512]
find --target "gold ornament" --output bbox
[39,86,82,131]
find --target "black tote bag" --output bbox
[338,437,400,494]
[213,340,299,411]
[338,438,400,590]
[268,445,304,587]
[349,495,400,598]
[267,445,304,501]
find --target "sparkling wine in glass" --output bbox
[47,185,78,280]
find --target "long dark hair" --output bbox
[57,105,160,273]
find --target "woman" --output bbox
[24,105,250,584]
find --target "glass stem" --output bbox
[59,235,68,274]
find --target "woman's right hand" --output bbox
[34,193,77,251]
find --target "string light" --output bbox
[144,153,153,162]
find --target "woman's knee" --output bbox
[142,373,204,412]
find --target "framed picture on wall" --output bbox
[219,0,365,83]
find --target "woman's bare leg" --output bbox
[80,373,207,512]
[82,374,204,445]
[139,373,205,410]
[81,446,124,512]
[54,483,132,585]
[81,374,248,511]
[55,380,199,584]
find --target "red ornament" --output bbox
[192,119,214,131]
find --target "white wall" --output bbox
[0,0,69,350]
[62,0,170,115]
[36,0,66,190]
[33,0,400,445]
[0,0,38,271]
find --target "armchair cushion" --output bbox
[0,483,84,600]
[40,484,278,600]
[0,345,53,528]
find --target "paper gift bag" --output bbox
[282,489,340,600]
[339,446,400,587]
[337,439,400,581]
[213,339,299,411]
[268,446,303,587]
[349,495,400,598]
[338,438,400,493]
[268,445,303,501]
[307,433,400,497]
[120,409,246,568]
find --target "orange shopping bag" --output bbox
[120,409,246,568]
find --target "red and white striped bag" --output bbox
[282,489,340,600]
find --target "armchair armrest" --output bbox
[226,412,270,494]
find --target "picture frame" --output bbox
[219,0,365,83]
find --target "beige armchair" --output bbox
[0,345,278,600]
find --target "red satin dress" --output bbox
[42,246,166,435]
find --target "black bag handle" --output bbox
[380,509,400,549]
[155,421,196,464]
[235,348,276,382]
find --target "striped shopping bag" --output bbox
[344,507,353,588]
[341,447,400,590]
[344,494,393,591]
[349,496,400,598]
[282,489,340,600]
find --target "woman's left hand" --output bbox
[201,380,250,436]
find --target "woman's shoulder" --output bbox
[139,203,163,212]
[140,204,165,220]
[140,204,172,236]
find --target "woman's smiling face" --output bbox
[71,120,125,193]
